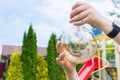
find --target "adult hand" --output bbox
[70,2,113,34]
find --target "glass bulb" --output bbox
[61,25,97,64]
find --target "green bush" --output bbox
[36,55,49,80]
[106,43,115,59]
[6,51,24,80]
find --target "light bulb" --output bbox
[61,25,97,64]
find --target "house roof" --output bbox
[1,45,47,58]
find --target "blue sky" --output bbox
[0,0,117,54]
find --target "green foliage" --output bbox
[46,33,61,80]
[6,51,24,80]
[36,55,49,80]
[106,43,115,59]
[76,64,83,72]
[21,24,37,80]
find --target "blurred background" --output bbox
[0,0,119,54]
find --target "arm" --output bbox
[70,2,120,44]
[63,67,79,80]
[56,53,79,80]
[56,41,79,80]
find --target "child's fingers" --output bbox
[56,41,63,53]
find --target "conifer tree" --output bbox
[46,33,60,80]
[36,55,49,80]
[6,51,24,80]
[21,24,37,80]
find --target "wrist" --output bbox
[62,63,76,73]
[106,20,120,38]
[63,65,76,74]
[65,71,79,80]
[99,19,113,34]
[64,67,79,80]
